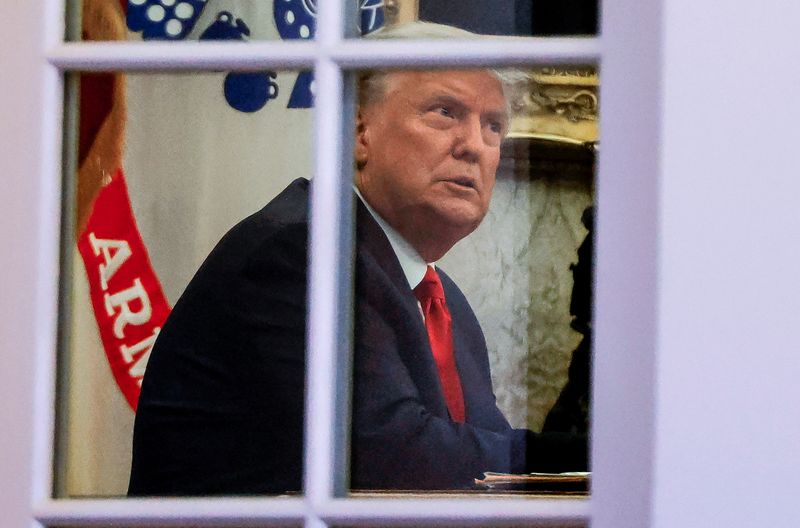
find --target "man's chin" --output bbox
[395,203,487,260]
[430,205,486,239]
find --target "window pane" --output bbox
[349,63,596,492]
[68,0,597,43]
[70,0,387,43]
[72,0,313,42]
[56,69,312,497]
[367,0,598,37]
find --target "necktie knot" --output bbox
[413,266,445,301]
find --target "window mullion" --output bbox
[330,36,600,67]
[304,0,357,515]
[32,0,70,510]
[47,41,319,71]
[45,38,600,72]
[34,497,307,526]
[319,497,590,526]
[304,56,352,506]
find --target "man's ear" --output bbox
[355,107,369,170]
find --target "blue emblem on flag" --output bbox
[199,12,279,113]
[274,0,385,108]
[127,0,207,40]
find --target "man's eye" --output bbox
[433,106,453,117]
[485,121,506,137]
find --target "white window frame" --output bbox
[0,0,662,526]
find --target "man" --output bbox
[128,22,587,496]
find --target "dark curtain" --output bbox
[418,0,598,36]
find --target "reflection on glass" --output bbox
[57,69,312,497]
[349,45,596,491]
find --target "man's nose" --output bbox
[451,118,484,162]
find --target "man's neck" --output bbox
[354,186,431,289]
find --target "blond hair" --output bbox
[359,21,527,118]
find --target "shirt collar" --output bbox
[354,186,432,289]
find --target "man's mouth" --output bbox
[445,176,477,190]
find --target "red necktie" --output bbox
[413,266,466,423]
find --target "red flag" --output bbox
[77,171,171,411]
[76,0,171,411]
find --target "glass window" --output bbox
[47,0,600,525]
[56,69,313,497]
[73,0,317,42]
[348,63,596,492]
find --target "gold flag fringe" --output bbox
[76,0,127,236]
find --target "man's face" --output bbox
[355,69,508,261]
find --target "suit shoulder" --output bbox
[225,178,309,240]
[168,179,310,316]
[205,178,310,263]
[251,177,310,228]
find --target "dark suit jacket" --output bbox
[128,178,584,495]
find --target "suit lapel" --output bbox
[445,281,480,425]
[354,200,450,419]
